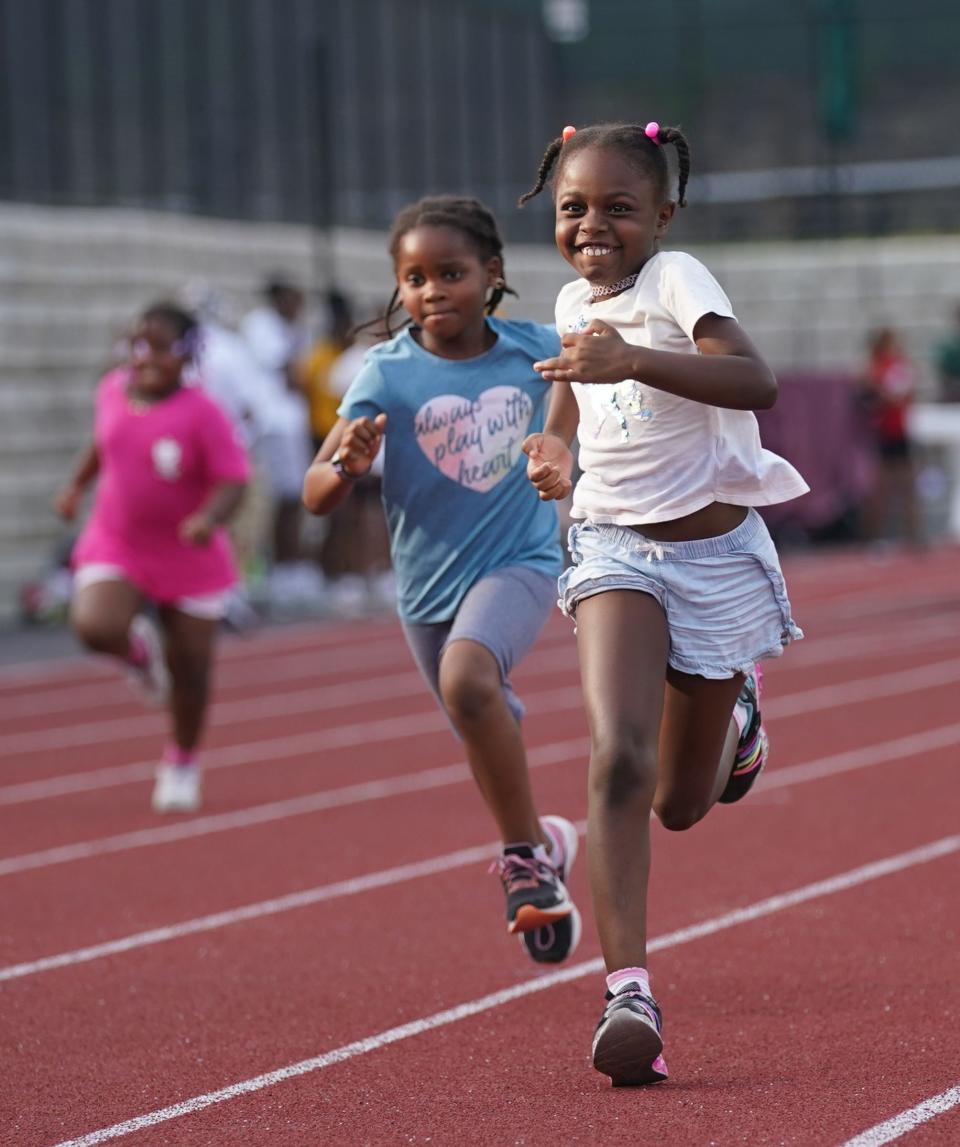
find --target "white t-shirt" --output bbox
[191,323,273,448]
[241,307,309,438]
[555,250,809,525]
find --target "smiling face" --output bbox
[394,224,501,356]
[554,146,676,289]
[129,316,189,400]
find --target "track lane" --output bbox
[4,743,958,1144]
[3,546,958,1144]
[19,836,959,1147]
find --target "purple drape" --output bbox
[755,374,874,539]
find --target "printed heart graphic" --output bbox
[414,386,535,493]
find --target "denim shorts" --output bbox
[558,510,803,679]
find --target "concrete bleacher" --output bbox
[2,200,959,623]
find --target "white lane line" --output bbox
[0,626,577,722]
[783,616,960,670]
[757,721,960,791]
[837,1085,960,1146]
[0,643,578,757]
[3,701,960,881]
[0,709,447,806]
[0,835,525,984]
[6,639,960,808]
[0,685,584,807]
[4,586,957,747]
[0,639,416,720]
[0,617,404,689]
[4,720,958,977]
[0,736,590,878]
[4,607,956,725]
[764,658,960,720]
[48,835,960,1147]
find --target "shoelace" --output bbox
[613,990,662,1032]
[489,853,554,894]
[635,540,673,563]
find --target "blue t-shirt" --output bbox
[339,317,563,623]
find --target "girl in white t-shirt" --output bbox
[518,121,809,1087]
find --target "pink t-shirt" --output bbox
[73,370,250,601]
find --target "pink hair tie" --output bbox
[562,125,577,142]
[644,121,660,144]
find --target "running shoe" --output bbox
[127,614,169,707]
[719,665,769,804]
[490,834,575,936]
[151,763,202,813]
[592,982,669,1086]
[519,815,581,964]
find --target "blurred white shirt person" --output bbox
[242,277,321,608]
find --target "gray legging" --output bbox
[401,564,557,726]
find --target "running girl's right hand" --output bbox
[522,433,574,501]
[336,413,388,477]
[54,484,82,521]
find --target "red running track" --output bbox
[1,546,959,1146]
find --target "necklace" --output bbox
[590,272,639,300]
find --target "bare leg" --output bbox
[158,607,219,752]
[575,590,669,971]
[654,668,744,830]
[70,579,143,659]
[438,638,546,847]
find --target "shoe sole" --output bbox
[593,1011,667,1087]
[507,900,574,933]
[518,904,583,963]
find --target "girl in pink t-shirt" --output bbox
[56,302,249,814]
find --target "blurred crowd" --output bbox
[19,288,960,629]
[22,276,393,629]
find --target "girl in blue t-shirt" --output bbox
[303,196,580,965]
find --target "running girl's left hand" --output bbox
[179,512,215,546]
[534,320,637,384]
[522,432,574,500]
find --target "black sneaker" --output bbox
[720,666,769,805]
[592,982,669,1086]
[518,815,581,964]
[490,840,575,935]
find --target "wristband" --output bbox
[330,451,360,481]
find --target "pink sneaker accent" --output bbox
[541,814,578,880]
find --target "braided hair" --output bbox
[518,122,691,209]
[373,195,517,338]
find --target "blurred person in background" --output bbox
[317,316,394,613]
[301,289,389,613]
[302,289,355,453]
[934,304,960,403]
[859,327,921,547]
[182,284,273,629]
[54,302,249,814]
[242,275,320,611]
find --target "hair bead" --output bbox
[644,121,660,143]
